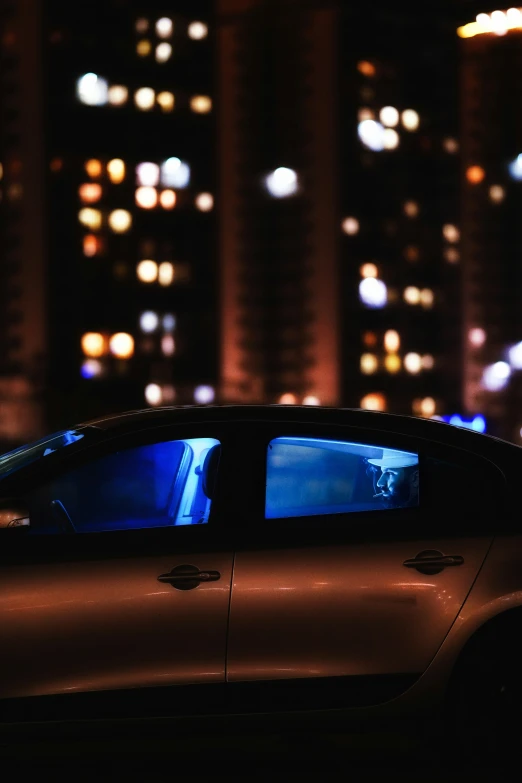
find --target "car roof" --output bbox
[80,404,520,454]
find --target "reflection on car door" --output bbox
[0,432,233,703]
[227,427,499,708]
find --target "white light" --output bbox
[161,335,175,355]
[404,353,422,374]
[489,185,505,203]
[156,17,173,37]
[158,262,174,286]
[137,260,158,283]
[77,73,108,106]
[109,332,134,359]
[342,217,359,235]
[359,277,387,308]
[490,9,508,34]
[401,110,420,131]
[482,361,511,391]
[108,209,132,233]
[108,85,128,106]
[476,13,490,25]
[140,311,159,333]
[507,8,522,23]
[303,395,320,406]
[145,383,163,406]
[134,87,155,111]
[264,167,299,198]
[162,314,176,332]
[161,157,190,188]
[443,224,460,243]
[135,186,158,209]
[469,328,486,347]
[383,128,399,150]
[508,341,522,369]
[403,286,420,305]
[188,21,208,40]
[136,162,160,187]
[194,385,215,404]
[509,154,522,180]
[195,192,214,211]
[358,119,385,151]
[379,106,399,127]
[155,42,172,62]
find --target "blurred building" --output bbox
[458,7,522,442]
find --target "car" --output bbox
[0,403,521,751]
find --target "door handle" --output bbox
[158,564,221,590]
[403,550,464,575]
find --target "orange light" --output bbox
[279,393,297,405]
[49,158,63,173]
[109,332,134,359]
[159,189,176,209]
[81,332,106,358]
[78,183,102,204]
[363,331,377,347]
[135,186,158,209]
[83,234,103,257]
[357,60,376,77]
[85,159,102,178]
[466,165,485,184]
[360,393,386,411]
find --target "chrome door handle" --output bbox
[403,550,464,575]
[158,564,221,590]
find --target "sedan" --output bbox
[0,404,520,753]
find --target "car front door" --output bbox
[0,424,235,714]
[227,423,502,709]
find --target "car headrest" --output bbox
[202,444,221,499]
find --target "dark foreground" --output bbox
[0,717,517,782]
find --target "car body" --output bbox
[0,404,521,734]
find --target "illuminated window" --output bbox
[136,39,151,56]
[360,263,377,278]
[264,167,298,198]
[85,159,102,178]
[403,286,420,305]
[278,393,297,404]
[83,234,103,257]
[136,186,158,209]
[384,354,401,373]
[342,217,359,235]
[303,395,320,406]
[358,119,385,151]
[444,248,460,263]
[158,262,174,286]
[162,313,177,332]
[78,183,102,204]
[156,17,173,37]
[443,137,459,153]
[76,73,108,106]
[357,60,376,76]
[145,383,162,406]
[466,165,485,184]
[140,311,159,333]
[137,260,158,283]
[360,353,378,374]
[136,162,160,187]
[157,91,175,112]
[469,327,486,347]
[413,397,436,417]
[442,224,460,243]
[359,277,387,308]
[134,88,155,111]
[109,333,134,359]
[422,354,435,370]
[195,386,215,404]
[482,362,510,392]
[357,108,375,122]
[188,21,208,40]
[383,128,399,149]
[135,18,149,33]
[360,393,386,411]
[404,353,422,374]
[159,189,176,209]
[78,208,102,230]
[379,106,399,127]
[81,359,103,379]
[195,192,214,211]
[155,42,172,62]
[401,109,419,131]
[489,185,505,203]
[419,288,434,308]
[108,209,132,233]
[384,329,400,352]
[107,159,125,184]
[190,95,212,113]
[363,331,377,347]
[108,85,128,106]
[161,335,176,356]
[81,332,106,358]
[403,201,419,218]
[161,158,190,188]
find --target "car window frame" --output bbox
[231,420,507,547]
[0,421,240,564]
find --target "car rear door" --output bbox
[226,422,502,709]
[0,423,235,715]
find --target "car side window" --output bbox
[265,436,419,519]
[26,437,221,534]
